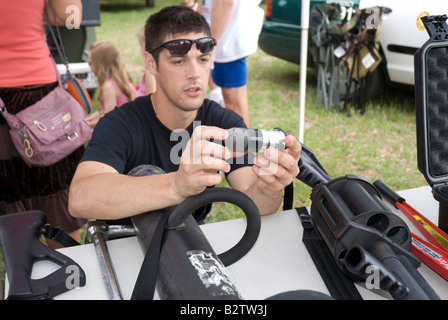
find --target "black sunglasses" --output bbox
[149,37,216,56]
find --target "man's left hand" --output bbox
[252,135,301,194]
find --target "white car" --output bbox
[360,0,447,87]
[259,0,448,90]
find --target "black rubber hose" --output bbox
[297,143,332,188]
[166,187,261,266]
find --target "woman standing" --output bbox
[0,0,87,247]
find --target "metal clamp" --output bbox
[86,221,136,300]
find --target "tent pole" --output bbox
[298,0,310,143]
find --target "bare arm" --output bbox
[68,161,184,219]
[210,0,234,44]
[45,0,82,27]
[69,126,231,219]
[83,82,118,128]
[69,126,301,220]
[101,81,119,114]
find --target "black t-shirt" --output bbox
[81,95,253,222]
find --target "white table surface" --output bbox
[7,185,448,300]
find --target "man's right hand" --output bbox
[173,125,231,198]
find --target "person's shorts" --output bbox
[212,57,247,88]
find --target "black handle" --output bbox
[373,180,405,208]
[0,211,86,300]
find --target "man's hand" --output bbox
[252,134,301,195]
[173,126,231,199]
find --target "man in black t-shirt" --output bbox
[68,6,301,222]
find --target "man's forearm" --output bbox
[68,172,184,220]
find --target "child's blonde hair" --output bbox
[89,41,135,101]
[137,27,145,46]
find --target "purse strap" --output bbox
[44,0,75,87]
[0,98,12,118]
[0,98,5,112]
[44,0,70,71]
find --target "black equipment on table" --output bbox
[296,144,440,300]
[415,14,448,233]
[0,210,86,300]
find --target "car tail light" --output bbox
[266,0,272,18]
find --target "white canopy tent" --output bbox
[298,0,310,143]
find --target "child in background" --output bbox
[135,27,156,98]
[85,41,137,128]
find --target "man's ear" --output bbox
[144,51,157,76]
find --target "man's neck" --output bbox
[151,94,198,131]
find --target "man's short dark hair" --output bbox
[145,5,212,63]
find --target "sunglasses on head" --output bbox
[149,37,216,56]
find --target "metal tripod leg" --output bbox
[86,221,136,300]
